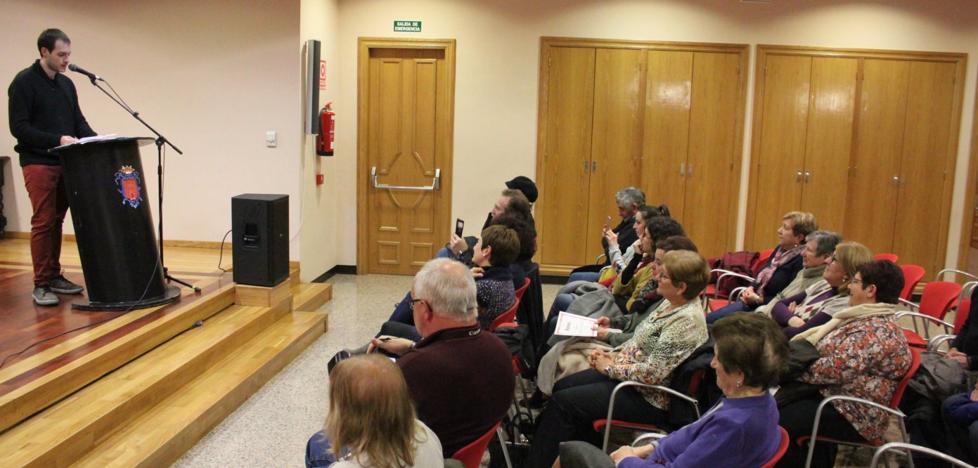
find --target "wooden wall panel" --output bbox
[642,50,692,223]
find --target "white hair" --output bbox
[615,186,646,207]
[413,258,477,321]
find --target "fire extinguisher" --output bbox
[316,102,334,156]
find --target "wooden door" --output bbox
[642,50,692,222]
[844,59,910,254]
[893,60,958,275]
[360,45,454,275]
[586,48,646,261]
[747,55,810,250]
[684,51,742,258]
[537,46,596,269]
[799,57,858,232]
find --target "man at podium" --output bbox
[8,28,96,306]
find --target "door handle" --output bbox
[804,171,811,183]
[371,166,441,191]
[679,162,686,177]
[687,163,693,177]
[592,161,597,173]
[796,171,803,183]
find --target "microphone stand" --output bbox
[82,74,201,293]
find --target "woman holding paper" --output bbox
[528,250,711,468]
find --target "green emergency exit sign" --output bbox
[394,20,422,32]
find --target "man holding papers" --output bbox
[8,28,95,305]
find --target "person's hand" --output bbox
[449,233,467,255]
[971,383,978,402]
[589,349,614,374]
[611,444,653,463]
[949,353,969,367]
[59,135,78,146]
[595,316,612,327]
[368,336,414,356]
[604,229,619,249]
[470,266,485,278]
[595,327,612,341]
[787,302,798,313]
[787,316,805,328]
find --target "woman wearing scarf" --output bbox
[755,230,839,315]
[769,241,873,339]
[776,260,912,467]
[707,211,817,324]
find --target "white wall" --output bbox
[0,0,303,258]
[334,0,978,268]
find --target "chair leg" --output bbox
[497,425,513,468]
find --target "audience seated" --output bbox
[946,286,978,371]
[777,260,912,468]
[305,354,444,468]
[490,212,537,289]
[944,381,978,464]
[535,236,698,396]
[370,258,515,457]
[756,230,839,315]
[567,187,647,283]
[555,313,788,468]
[446,188,533,262]
[768,241,872,339]
[527,249,710,467]
[569,203,667,284]
[708,211,817,324]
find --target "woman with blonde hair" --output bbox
[306,354,444,468]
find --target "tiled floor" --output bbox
[173,273,559,467]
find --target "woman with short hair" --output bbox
[555,313,789,468]
[306,354,444,468]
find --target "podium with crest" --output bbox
[55,136,180,310]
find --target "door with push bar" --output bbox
[359,42,455,275]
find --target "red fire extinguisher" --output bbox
[316,102,334,156]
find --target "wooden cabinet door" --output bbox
[642,50,692,222]
[893,60,958,275]
[800,56,858,232]
[538,46,595,269]
[844,59,910,254]
[684,51,742,258]
[586,48,646,262]
[747,55,810,250]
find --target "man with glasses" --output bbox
[368,258,514,457]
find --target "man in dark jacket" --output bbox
[8,28,95,305]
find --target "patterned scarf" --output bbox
[755,245,804,291]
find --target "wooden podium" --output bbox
[54,136,180,310]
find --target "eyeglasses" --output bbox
[409,297,427,311]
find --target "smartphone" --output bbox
[604,215,612,229]
[455,218,465,237]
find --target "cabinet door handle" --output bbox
[804,171,811,183]
[892,175,900,185]
[679,162,686,177]
[796,171,803,182]
[584,160,589,173]
[687,163,693,177]
[592,161,598,173]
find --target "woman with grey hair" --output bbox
[756,231,840,315]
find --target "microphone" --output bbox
[68,64,102,82]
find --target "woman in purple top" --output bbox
[768,242,872,338]
[554,313,788,468]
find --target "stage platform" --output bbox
[0,237,332,466]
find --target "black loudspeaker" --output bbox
[232,194,289,287]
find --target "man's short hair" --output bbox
[38,29,70,54]
[857,260,904,305]
[480,225,520,267]
[656,235,698,253]
[646,217,685,244]
[615,187,646,208]
[500,189,532,222]
[414,258,477,321]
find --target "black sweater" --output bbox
[8,60,95,166]
[953,287,978,369]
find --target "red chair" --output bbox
[874,253,899,263]
[593,374,704,452]
[899,264,926,301]
[897,281,962,347]
[927,283,976,352]
[489,296,521,332]
[799,347,921,468]
[452,422,503,468]
[515,277,531,302]
[761,427,790,468]
[705,248,774,298]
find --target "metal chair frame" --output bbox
[600,381,700,452]
[870,442,972,468]
[804,395,908,468]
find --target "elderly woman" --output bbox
[554,313,789,468]
[707,211,817,324]
[528,250,710,467]
[305,354,444,468]
[567,204,666,284]
[768,241,872,338]
[777,260,912,467]
[756,230,840,315]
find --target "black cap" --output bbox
[505,176,538,203]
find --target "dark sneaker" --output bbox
[32,286,60,306]
[49,275,84,295]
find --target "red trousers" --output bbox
[22,164,69,286]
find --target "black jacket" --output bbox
[8,60,95,166]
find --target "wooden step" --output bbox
[292,282,332,313]
[74,311,326,467]
[0,283,236,433]
[0,298,291,467]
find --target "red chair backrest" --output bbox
[875,253,899,263]
[515,277,531,302]
[752,248,775,276]
[761,426,790,468]
[918,281,963,320]
[891,347,922,408]
[489,297,521,332]
[451,422,500,468]
[899,264,926,300]
[954,297,972,334]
